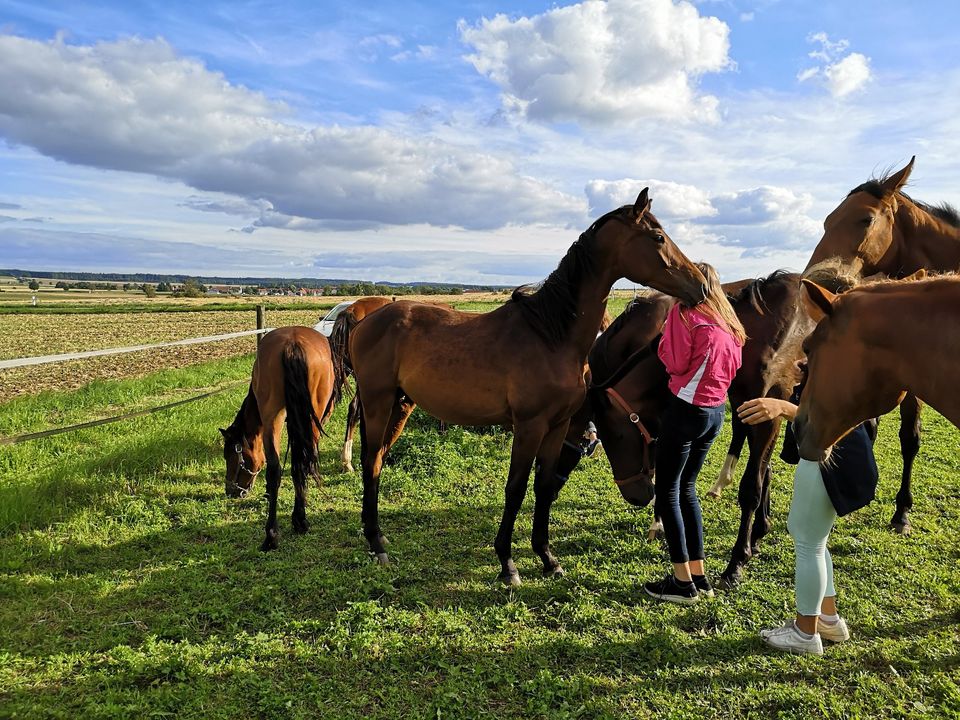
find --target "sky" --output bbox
[0,0,958,286]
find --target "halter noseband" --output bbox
[228,442,261,498]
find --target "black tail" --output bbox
[282,342,322,485]
[329,311,357,408]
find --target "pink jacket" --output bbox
[658,304,742,407]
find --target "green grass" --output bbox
[1,357,958,718]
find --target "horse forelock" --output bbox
[847,176,959,229]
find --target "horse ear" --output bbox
[633,187,651,219]
[801,279,837,322]
[881,156,915,194]
[902,268,927,282]
[218,427,228,438]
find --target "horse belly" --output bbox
[399,372,511,426]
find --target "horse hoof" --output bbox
[543,564,565,579]
[378,534,390,547]
[371,552,389,565]
[706,490,721,499]
[750,545,761,557]
[890,522,912,536]
[260,536,279,552]
[343,463,355,473]
[715,574,739,591]
[292,518,309,534]
[499,571,522,587]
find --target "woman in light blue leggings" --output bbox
[738,396,878,655]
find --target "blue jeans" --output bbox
[654,396,724,564]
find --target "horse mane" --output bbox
[228,385,261,438]
[848,174,960,229]
[509,207,625,349]
[726,269,795,315]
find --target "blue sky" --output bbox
[1,0,958,284]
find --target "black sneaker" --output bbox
[582,438,601,457]
[644,574,699,605]
[692,574,715,598]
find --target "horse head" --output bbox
[219,425,264,498]
[793,279,907,461]
[806,157,915,276]
[595,188,707,307]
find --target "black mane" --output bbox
[726,269,795,315]
[509,207,625,349]
[848,176,960,229]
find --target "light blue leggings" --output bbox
[787,459,837,616]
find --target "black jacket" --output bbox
[781,395,879,517]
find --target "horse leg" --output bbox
[261,421,284,551]
[749,463,774,555]
[718,420,779,588]
[647,509,664,542]
[531,420,570,577]
[494,421,546,586]
[708,412,746,498]
[342,393,360,472]
[891,394,921,534]
[358,392,408,564]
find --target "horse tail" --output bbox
[329,311,357,407]
[282,341,322,485]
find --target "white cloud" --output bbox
[585,178,716,219]
[707,186,813,225]
[739,12,755,22]
[824,53,871,98]
[0,34,585,231]
[799,33,870,98]
[459,0,732,125]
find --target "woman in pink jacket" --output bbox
[645,263,745,605]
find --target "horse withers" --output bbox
[795,273,960,461]
[220,326,339,550]
[343,189,707,585]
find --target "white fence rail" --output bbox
[0,328,274,370]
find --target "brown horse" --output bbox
[557,271,801,586]
[796,275,960,461]
[220,326,338,550]
[342,190,707,585]
[328,296,394,471]
[806,157,960,532]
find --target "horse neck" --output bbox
[235,387,263,441]
[862,285,960,405]
[895,201,960,275]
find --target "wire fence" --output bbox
[1,307,273,445]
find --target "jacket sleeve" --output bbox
[658,306,694,377]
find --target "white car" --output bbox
[314,300,354,336]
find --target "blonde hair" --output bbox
[681,262,747,346]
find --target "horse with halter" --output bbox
[556,271,802,587]
[340,190,708,585]
[796,274,960,461]
[328,296,394,472]
[220,326,339,551]
[804,156,960,533]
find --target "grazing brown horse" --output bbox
[557,271,802,586]
[342,190,708,585]
[805,157,960,532]
[795,275,960,462]
[220,326,338,550]
[328,296,394,471]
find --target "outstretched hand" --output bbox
[736,398,798,425]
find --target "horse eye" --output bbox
[861,216,873,225]
[654,233,665,244]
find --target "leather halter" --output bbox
[228,442,260,497]
[604,386,656,487]
[589,336,661,488]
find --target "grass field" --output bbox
[1,351,958,718]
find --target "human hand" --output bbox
[736,398,797,425]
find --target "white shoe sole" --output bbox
[762,636,823,655]
[644,587,699,605]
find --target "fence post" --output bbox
[256,305,265,346]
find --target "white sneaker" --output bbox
[818,617,850,643]
[760,620,824,655]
